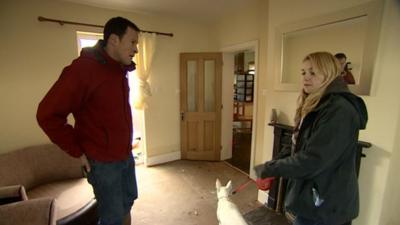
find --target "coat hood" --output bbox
[79,40,136,72]
[322,77,368,129]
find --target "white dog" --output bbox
[216,179,248,225]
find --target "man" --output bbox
[334,53,356,85]
[37,17,140,225]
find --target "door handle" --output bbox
[180,112,185,121]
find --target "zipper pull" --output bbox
[312,187,325,207]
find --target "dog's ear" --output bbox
[216,179,221,191]
[226,180,232,191]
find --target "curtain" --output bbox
[133,32,157,109]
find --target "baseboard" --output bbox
[257,189,268,205]
[146,151,181,166]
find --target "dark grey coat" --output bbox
[255,78,368,224]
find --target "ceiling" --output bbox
[61,0,258,23]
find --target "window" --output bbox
[76,31,103,54]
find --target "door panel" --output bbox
[204,60,216,112]
[180,53,222,161]
[204,121,215,151]
[187,60,198,112]
[187,121,198,152]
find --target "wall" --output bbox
[372,0,400,224]
[0,0,217,158]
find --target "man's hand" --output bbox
[80,154,91,173]
[132,138,141,150]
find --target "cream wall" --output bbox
[215,0,269,169]
[215,0,399,225]
[370,0,400,224]
[0,0,217,156]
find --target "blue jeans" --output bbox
[87,154,138,225]
[294,216,351,225]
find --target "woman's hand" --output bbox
[253,164,266,178]
[256,177,275,191]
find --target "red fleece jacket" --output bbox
[37,42,135,162]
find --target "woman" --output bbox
[255,52,368,225]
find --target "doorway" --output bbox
[228,51,255,174]
[220,41,258,177]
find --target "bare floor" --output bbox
[132,160,261,225]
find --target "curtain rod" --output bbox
[38,16,173,37]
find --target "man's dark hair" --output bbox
[103,17,140,45]
[334,53,347,60]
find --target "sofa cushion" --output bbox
[0,144,82,190]
[28,178,94,220]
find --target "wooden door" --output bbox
[180,53,222,160]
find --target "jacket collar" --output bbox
[323,76,350,95]
[312,77,350,112]
[80,40,136,72]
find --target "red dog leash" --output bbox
[232,179,253,195]
[232,177,275,195]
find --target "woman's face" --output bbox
[301,60,325,94]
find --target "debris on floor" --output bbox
[187,209,200,216]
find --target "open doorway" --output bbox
[228,51,255,174]
[220,41,258,177]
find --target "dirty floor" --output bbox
[132,160,261,225]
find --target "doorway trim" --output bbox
[220,40,259,179]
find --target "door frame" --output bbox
[220,40,259,179]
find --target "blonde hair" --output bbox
[294,52,341,127]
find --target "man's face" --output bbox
[114,27,139,66]
[337,57,346,72]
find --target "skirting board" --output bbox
[257,189,268,205]
[146,151,181,166]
